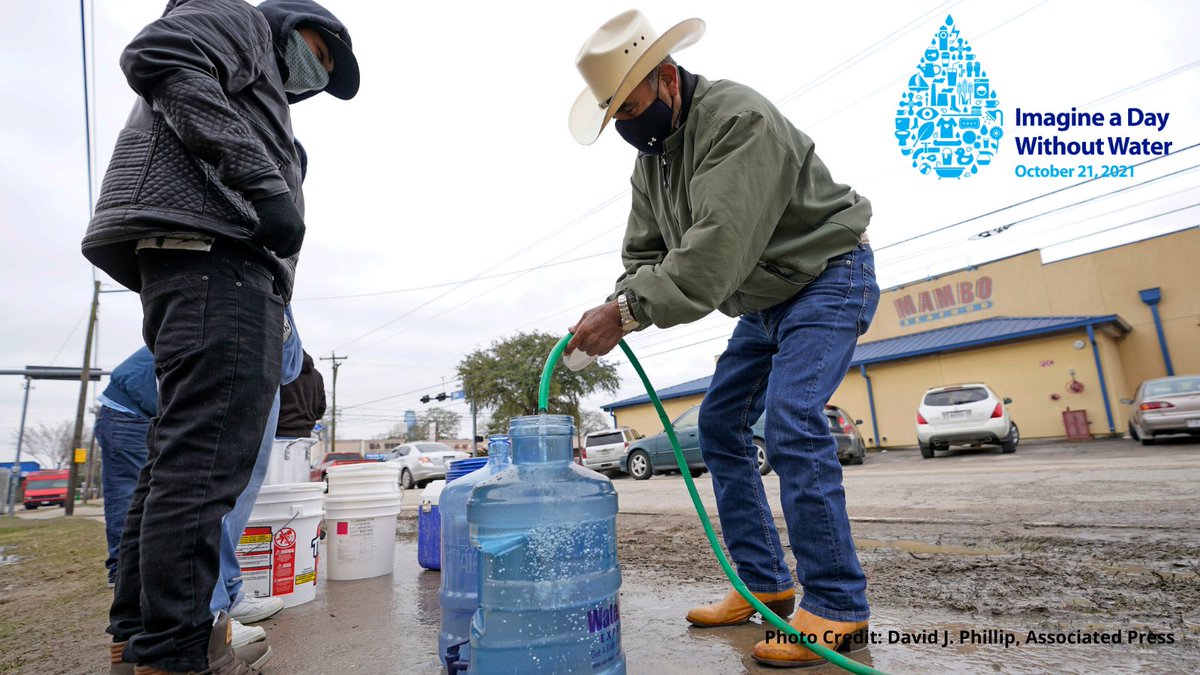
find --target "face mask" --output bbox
[283,30,330,95]
[614,97,674,155]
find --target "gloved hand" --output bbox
[251,193,306,258]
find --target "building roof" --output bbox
[849,315,1129,367]
[603,315,1130,411]
[602,374,713,411]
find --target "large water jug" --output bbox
[467,415,624,674]
[439,436,511,669]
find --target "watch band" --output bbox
[617,292,640,332]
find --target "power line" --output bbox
[294,250,617,302]
[874,146,1200,252]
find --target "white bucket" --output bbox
[325,463,402,498]
[324,492,402,581]
[264,438,317,487]
[238,482,325,608]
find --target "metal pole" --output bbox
[321,353,345,453]
[470,398,478,456]
[6,379,32,516]
[66,280,100,516]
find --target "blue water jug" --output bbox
[467,415,624,674]
[439,436,511,670]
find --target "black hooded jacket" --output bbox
[277,351,326,437]
[81,0,351,301]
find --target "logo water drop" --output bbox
[896,15,1002,179]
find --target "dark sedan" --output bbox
[620,404,866,480]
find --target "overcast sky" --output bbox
[2,0,1197,460]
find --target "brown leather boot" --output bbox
[129,611,271,674]
[752,606,869,667]
[686,588,796,627]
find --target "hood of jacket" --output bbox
[257,0,357,103]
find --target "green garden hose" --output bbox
[539,333,887,675]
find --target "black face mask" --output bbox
[614,97,674,155]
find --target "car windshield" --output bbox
[415,443,456,454]
[587,432,623,447]
[825,413,840,431]
[672,407,701,429]
[28,479,68,489]
[1144,376,1200,397]
[924,388,989,406]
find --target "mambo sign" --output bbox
[894,276,994,327]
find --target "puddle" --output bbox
[0,546,17,566]
[1103,563,1198,582]
[856,537,1007,556]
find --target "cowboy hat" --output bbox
[569,10,705,145]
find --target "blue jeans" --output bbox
[95,406,151,581]
[209,391,280,614]
[698,244,878,623]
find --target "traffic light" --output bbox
[435,392,448,402]
[420,395,431,404]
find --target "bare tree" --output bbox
[13,421,88,470]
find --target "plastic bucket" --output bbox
[324,492,402,581]
[264,438,317,487]
[238,482,325,608]
[325,463,401,497]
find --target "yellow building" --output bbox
[604,229,1199,448]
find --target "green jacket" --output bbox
[615,75,871,328]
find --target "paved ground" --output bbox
[6,437,1199,673]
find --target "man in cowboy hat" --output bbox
[565,10,879,668]
[82,0,358,672]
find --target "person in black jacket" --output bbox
[276,351,326,438]
[85,1,358,672]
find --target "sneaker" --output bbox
[229,618,266,649]
[228,595,284,624]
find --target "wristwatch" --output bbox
[616,291,640,333]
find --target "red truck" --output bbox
[309,452,375,483]
[23,469,70,509]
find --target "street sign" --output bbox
[404,410,417,426]
[451,390,465,401]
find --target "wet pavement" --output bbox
[254,438,1200,674]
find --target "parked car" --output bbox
[22,469,69,509]
[827,405,868,465]
[384,442,469,489]
[582,427,640,472]
[916,383,1018,458]
[309,451,375,483]
[1124,374,1200,445]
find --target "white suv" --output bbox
[582,427,639,471]
[916,383,1018,458]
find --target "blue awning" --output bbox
[603,315,1130,411]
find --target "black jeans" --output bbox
[109,242,283,671]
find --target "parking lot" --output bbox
[5,437,1198,674]
[248,437,1200,674]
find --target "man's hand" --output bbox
[251,193,306,258]
[568,301,625,357]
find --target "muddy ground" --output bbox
[2,437,1198,673]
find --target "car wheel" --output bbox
[689,468,705,478]
[1128,423,1140,441]
[850,449,865,465]
[24,504,36,510]
[919,442,935,459]
[628,451,652,480]
[400,469,415,490]
[1139,434,1155,446]
[754,438,772,475]
[1001,423,1019,453]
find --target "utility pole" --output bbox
[66,280,100,516]
[321,352,347,453]
[6,379,32,516]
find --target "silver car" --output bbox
[384,442,469,489]
[1124,374,1200,445]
